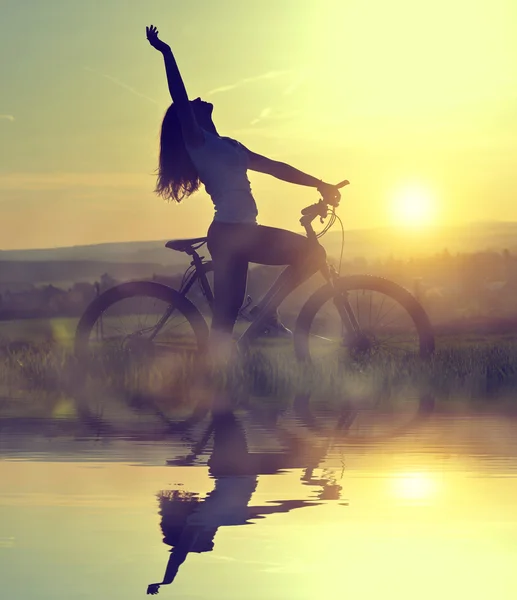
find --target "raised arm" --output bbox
[146,547,189,595]
[146,24,204,147]
[243,146,343,205]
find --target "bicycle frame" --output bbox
[147,254,213,343]
[165,210,360,348]
[151,248,308,344]
[236,201,364,347]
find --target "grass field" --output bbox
[5,316,517,346]
[2,316,517,434]
[0,317,79,346]
[2,328,517,419]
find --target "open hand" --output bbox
[147,583,161,595]
[146,25,170,53]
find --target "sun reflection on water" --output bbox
[391,471,438,503]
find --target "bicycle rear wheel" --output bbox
[75,282,209,359]
[74,282,209,417]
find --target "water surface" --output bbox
[1,411,517,599]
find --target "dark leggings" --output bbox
[207,221,325,334]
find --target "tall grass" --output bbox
[3,338,517,424]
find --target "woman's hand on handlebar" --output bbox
[146,25,171,53]
[317,181,342,207]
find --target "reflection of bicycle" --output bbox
[288,390,435,443]
[173,379,435,456]
[75,181,434,368]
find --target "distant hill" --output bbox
[1,221,517,286]
[0,240,192,286]
[0,260,180,288]
[0,240,187,265]
[319,221,517,260]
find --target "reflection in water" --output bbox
[148,409,341,594]
[4,396,517,599]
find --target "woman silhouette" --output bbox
[146,25,342,357]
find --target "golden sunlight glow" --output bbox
[391,184,436,227]
[391,472,437,501]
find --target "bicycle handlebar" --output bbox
[336,179,350,189]
[300,200,328,218]
[325,179,350,206]
[301,179,350,220]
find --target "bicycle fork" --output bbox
[323,263,362,341]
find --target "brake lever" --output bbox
[300,202,319,216]
[319,202,328,223]
[301,200,329,218]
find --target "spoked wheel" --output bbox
[293,275,435,441]
[75,282,209,359]
[295,275,434,362]
[73,282,209,421]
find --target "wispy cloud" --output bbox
[0,114,15,122]
[249,107,301,128]
[250,107,273,126]
[206,70,292,96]
[283,72,307,96]
[206,69,309,98]
[84,67,160,106]
[0,172,151,192]
[212,555,282,568]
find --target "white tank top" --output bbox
[186,130,258,224]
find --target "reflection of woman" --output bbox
[147,410,339,594]
[145,24,342,358]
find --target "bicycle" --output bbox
[74,180,435,372]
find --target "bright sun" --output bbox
[391,184,436,227]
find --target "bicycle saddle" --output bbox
[165,237,207,253]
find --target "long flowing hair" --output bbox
[157,489,215,552]
[155,104,201,202]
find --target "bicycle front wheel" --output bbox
[292,275,435,440]
[294,275,434,363]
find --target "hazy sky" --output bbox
[1,0,516,249]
